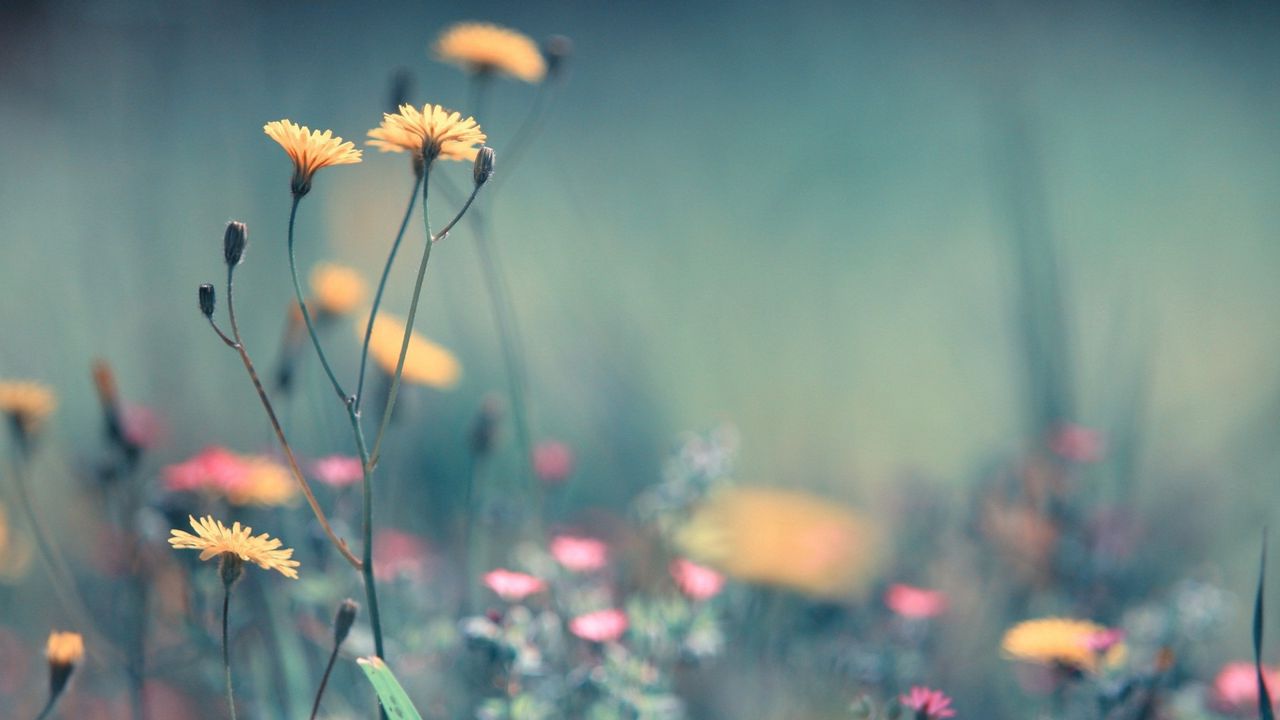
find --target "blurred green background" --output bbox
[2,0,1279,580]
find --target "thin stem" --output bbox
[33,696,57,720]
[286,195,349,403]
[368,162,435,468]
[222,586,237,720]
[490,72,559,194]
[433,184,482,244]
[205,317,237,348]
[351,413,384,662]
[224,266,362,569]
[356,175,424,410]
[309,642,342,720]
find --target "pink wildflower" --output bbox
[1082,628,1126,653]
[162,447,247,493]
[670,558,725,601]
[533,441,574,486]
[372,529,430,582]
[1212,662,1280,714]
[550,535,608,572]
[483,569,547,601]
[121,404,166,449]
[900,686,956,719]
[1048,424,1105,463]
[885,584,948,619]
[311,455,364,488]
[569,609,628,643]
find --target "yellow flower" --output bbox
[310,263,367,315]
[362,314,461,388]
[0,381,56,432]
[168,515,300,579]
[45,631,84,667]
[263,119,362,196]
[225,457,298,507]
[1001,618,1122,673]
[434,22,546,83]
[676,487,882,598]
[367,104,486,162]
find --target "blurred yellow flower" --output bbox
[225,457,298,507]
[1001,618,1124,673]
[434,22,546,83]
[0,381,56,432]
[168,515,300,579]
[362,314,461,389]
[676,487,881,598]
[367,104,486,162]
[45,631,84,666]
[310,263,367,315]
[263,119,362,196]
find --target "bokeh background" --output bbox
[3,0,1280,717]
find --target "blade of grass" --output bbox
[356,656,424,720]
[1255,528,1274,720]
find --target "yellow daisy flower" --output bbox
[263,119,362,196]
[362,313,461,389]
[45,631,84,667]
[0,381,57,432]
[366,104,486,162]
[676,487,882,598]
[169,515,300,579]
[1001,617,1121,673]
[435,22,546,83]
[310,263,367,315]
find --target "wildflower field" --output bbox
[2,2,1280,719]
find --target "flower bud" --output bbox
[473,146,495,187]
[223,221,248,266]
[544,35,572,77]
[45,631,83,702]
[198,284,216,318]
[219,553,244,589]
[334,598,359,646]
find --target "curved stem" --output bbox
[222,586,237,720]
[368,164,434,468]
[355,175,424,410]
[286,195,349,403]
[433,184,482,244]
[309,640,342,720]
[33,696,57,720]
[224,266,362,569]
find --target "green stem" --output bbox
[368,163,435,467]
[351,413,384,659]
[309,642,341,720]
[356,175,424,410]
[223,586,237,720]
[33,696,57,720]
[287,195,349,403]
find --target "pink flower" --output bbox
[483,569,546,602]
[550,535,608,572]
[1048,424,1105,463]
[533,441,574,486]
[121,404,166,449]
[162,447,247,493]
[885,584,948,619]
[900,686,956,719]
[569,609,628,643]
[670,558,725,601]
[311,455,364,488]
[1212,662,1280,714]
[1081,628,1125,653]
[372,529,430,582]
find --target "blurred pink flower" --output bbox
[569,609,628,643]
[1212,662,1280,714]
[885,583,948,619]
[550,535,608,572]
[121,404,166,449]
[1048,424,1105,463]
[670,558,725,601]
[1082,628,1126,653]
[373,529,430,582]
[533,441,574,486]
[483,569,546,601]
[162,447,246,493]
[311,455,364,488]
[900,686,956,718]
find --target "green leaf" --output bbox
[1255,530,1274,720]
[356,656,424,720]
